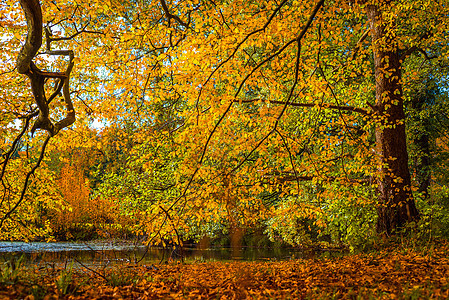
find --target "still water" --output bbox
[0,241,311,267]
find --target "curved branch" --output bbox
[0,116,32,183]
[53,50,76,134]
[16,0,42,75]
[0,134,51,228]
[16,0,76,136]
[1,0,77,229]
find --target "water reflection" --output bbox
[0,241,312,267]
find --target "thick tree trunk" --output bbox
[366,4,420,235]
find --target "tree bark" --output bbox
[366,3,420,234]
[17,0,75,136]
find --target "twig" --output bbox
[73,258,108,281]
[0,134,51,228]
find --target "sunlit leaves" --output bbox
[2,0,449,242]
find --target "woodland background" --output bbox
[1,0,449,251]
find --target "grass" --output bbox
[0,254,24,285]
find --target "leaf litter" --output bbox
[0,243,448,299]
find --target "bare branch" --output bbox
[401,46,438,61]
[45,26,103,51]
[276,174,369,184]
[276,128,300,193]
[0,134,51,228]
[228,0,325,175]
[16,0,42,75]
[195,0,290,115]
[350,29,370,61]
[16,0,76,136]
[159,205,184,255]
[0,116,32,183]
[235,98,370,115]
[160,0,188,27]
[0,67,17,77]
[0,0,79,229]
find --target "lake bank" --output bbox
[1,242,448,299]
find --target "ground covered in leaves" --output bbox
[1,244,449,299]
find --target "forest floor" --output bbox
[0,242,448,299]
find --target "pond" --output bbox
[0,241,315,268]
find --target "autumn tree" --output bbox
[89,0,449,243]
[144,0,444,236]
[0,0,78,235]
[363,2,419,233]
[149,0,447,238]
[0,0,109,237]
[3,0,449,243]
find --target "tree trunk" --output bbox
[366,4,420,235]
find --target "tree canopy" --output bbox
[1,0,449,246]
